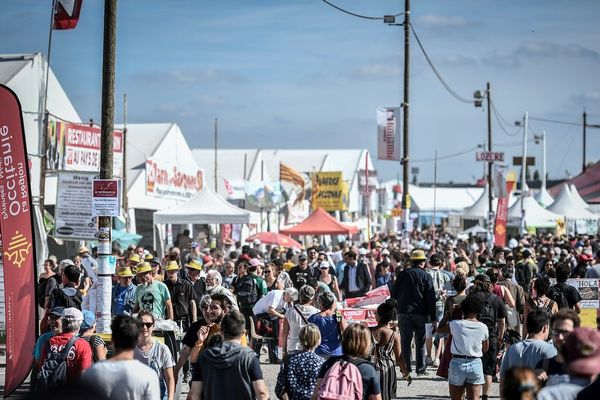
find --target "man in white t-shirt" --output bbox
[82,315,160,399]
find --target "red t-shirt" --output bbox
[40,333,92,381]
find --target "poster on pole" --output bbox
[0,84,37,397]
[92,179,121,217]
[376,107,401,161]
[55,171,97,240]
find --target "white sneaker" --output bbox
[432,358,440,368]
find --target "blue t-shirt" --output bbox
[33,332,54,360]
[318,356,381,400]
[308,314,342,357]
[500,339,557,378]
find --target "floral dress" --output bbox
[275,351,325,400]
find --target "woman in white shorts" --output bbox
[439,293,489,400]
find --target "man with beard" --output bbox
[134,262,173,320]
[289,253,316,290]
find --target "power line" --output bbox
[412,146,479,163]
[320,0,403,20]
[528,116,582,127]
[489,99,521,137]
[410,24,474,104]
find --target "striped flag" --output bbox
[53,0,83,30]
[280,163,306,205]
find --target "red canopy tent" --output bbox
[280,207,359,235]
[245,232,303,248]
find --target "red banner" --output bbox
[53,0,83,30]
[494,180,516,247]
[0,85,37,396]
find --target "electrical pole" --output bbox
[486,82,493,236]
[401,0,411,242]
[214,117,218,192]
[520,112,528,234]
[97,0,118,334]
[583,111,587,172]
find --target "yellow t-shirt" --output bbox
[283,261,295,272]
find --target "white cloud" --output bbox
[416,14,468,28]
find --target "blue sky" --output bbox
[2,0,600,184]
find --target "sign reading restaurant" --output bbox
[145,157,203,201]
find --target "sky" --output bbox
[2,0,600,184]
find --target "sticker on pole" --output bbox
[92,179,120,217]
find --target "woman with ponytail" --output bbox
[371,298,412,400]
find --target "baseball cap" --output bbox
[564,328,600,375]
[50,306,65,317]
[298,253,307,260]
[319,261,330,270]
[191,241,200,249]
[80,310,96,331]
[62,307,83,322]
[59,259,75,269]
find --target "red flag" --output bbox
[53,0,83,30]
[0,85,37,397]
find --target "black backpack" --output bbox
[473,292,497,336]
[35,335,78,391]
[236,275,258,307]
[52,287,83,310]
[37,275,60,308]
[548,285,570,310]
[528,297,555,321]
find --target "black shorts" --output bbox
[481,342,498,376]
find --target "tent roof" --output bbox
[462,186,498,219]
[550,161,600,203]
[570,184,592,210]
[534,188,554,208]
[547,184,598,220]
[507,195,561,228]
[153,186,250,224]
[280,207,359,235]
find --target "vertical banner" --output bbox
[494,172,516,246]
[0,85,36,396]
[376,107,401,161]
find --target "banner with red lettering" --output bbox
[494,179,516,246]
[0,85,37,396]
[47,121,123,177]
[145,157,203,201]
[376,107,401,161]
[53,0,83,30]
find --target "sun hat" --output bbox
[80,310,96,331]
[128,253,141,263]
[144,253,154,262]
[62,307,83,322]
[410,249,427,261]
[135,262,153,274]
[186,258,203,271]
[117,266,135,277]
[164,261,180,271]
[59,259,75,269]
[78,245,90,254]
[563,327,600,375]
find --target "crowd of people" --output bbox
[31,230,600,399]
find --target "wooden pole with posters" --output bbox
[97,0,118,334]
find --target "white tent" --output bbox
[570,184,593,211]
[535,189,554,208]
[548,184,598,220]
[507,195,561,228]
[462,186,498,219]
[153,186,251,225]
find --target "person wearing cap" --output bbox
[32,306,64,387]
[252,287,299,363]
[282,285,319,357]
[79,310,108,362]
[164,260,197,331]
[537,328,600,400]
[112,266,137,316]
[38,308,92,385]
[289,253,317,290]
[134,262,174,320]
[340,250,372,299]
[391,249,437,376]
[127,253,142,271]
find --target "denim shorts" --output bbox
[448,357,485,386]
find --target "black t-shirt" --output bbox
[192,352,262,382]
[317,355,381,400]
[182,319,208,348]
[554,282,582,309]
[577,377,600,400]
[475,291,507,340]
[289,266,316,289]
[165,279,195,320]
[535,356,567,376]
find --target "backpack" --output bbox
[318,359,364,400]
[236,275,258,307]
[37,275,60,308]
[548,285,570,310]
[35,335,78,391]
[528,297,555,321]
[473,292,497,336]
[53,287,83,309]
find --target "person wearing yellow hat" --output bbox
[127,253,142,272]
[185,258,206,320]
[133,262,173,320]
[112,267,137,317]
[392,248,437,376]
[164,261,196,331]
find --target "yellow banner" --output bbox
[311,172,348,211]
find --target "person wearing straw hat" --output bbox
[185,258,207,320]
[112,266,137,317]
[164,260,197,331]
[392,248,438,376]
[127,253,142,273]
[134,262,173,320]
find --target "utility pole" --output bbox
[122,93,128,230]
[486,82,493,234]
[583,111,587,172]
[97,0,118,334]
[520,112,528,233]
[214,118,218,192]
[401,0,411,242]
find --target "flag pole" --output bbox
[39,0,57,212]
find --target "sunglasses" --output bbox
[552,329,571,337]
[264,270,272,273]
[142,322,154,328]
